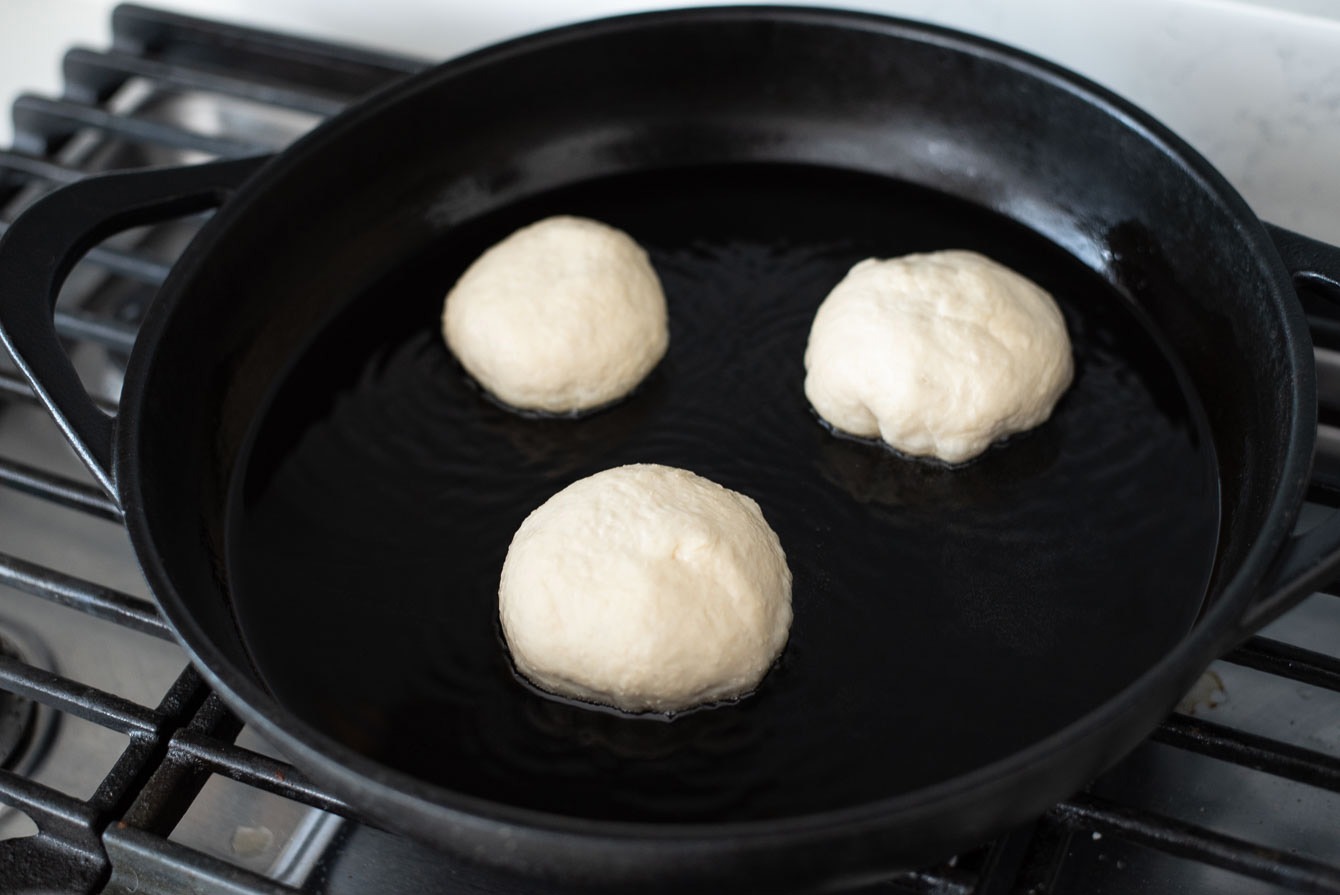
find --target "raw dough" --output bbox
[442,216,668,414]
[499,464,792,714]
[803,250,1073,464]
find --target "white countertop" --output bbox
[2,0,1339,242]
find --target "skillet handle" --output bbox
[0,155,270,498]
[1237,223,1340,635]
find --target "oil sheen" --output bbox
[228,164,1221,823]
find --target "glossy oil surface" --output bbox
[228,165,1220,823]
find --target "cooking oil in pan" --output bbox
[228,164,1220,823]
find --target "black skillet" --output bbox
[2,7,1340,893]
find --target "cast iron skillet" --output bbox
[3,7,1340,892]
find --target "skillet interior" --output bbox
[125,7,1298,848]
[225,161,1219,822]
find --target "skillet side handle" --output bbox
[1238,223,1340,635]
[0,155,271,499]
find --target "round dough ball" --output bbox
[803,250,1073,464]
[499,464,792,714]
[442,216,668,414]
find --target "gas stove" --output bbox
[0,4,1339,894]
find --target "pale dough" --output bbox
[442,216,668,414]
[499,464,792,714]
[803,250,1073,464]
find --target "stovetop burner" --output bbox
[0,5,1338,894]
[0,624,54,776]
[0,687,29,772]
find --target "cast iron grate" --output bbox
[0,5,1337,893]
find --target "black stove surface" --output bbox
[0,6,1338,894]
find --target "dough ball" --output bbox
[442,216,668,414]
[803,250,1073,464]
[499,464,792,714]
